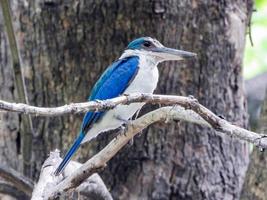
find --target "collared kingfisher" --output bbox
[54,37,196,175]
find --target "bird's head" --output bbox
[121,37,196,63]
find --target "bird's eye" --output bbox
[143,41,151,48]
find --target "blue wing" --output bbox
[81,56,139,132]
[54,56,139,175]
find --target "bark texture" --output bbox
[0,0,252,199]
[0,0,21,174]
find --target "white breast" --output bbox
[125,55,159,93]
[82,55,159,143]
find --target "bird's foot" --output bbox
[114,115,135,146]
[119,125,135,146]
[120,120,133,135]
[115,115,134,131]
[115,115,128,124]
[114,115,133,136]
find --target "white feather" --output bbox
[82,53,159,143]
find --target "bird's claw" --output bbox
[114,115,135,146]
[114,115,133,136]
[119,123,135,146]
[123,120,134,135]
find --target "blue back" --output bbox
[81,56,139,132]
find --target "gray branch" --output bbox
[0,164,33,199]
[45,105,267,199]
[0,93,196,116]
[0,93,266,148]
[0,181,30,200]
[31,150,112,200]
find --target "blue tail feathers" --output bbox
[54,132,85,176]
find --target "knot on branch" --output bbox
[186,95,222,130]
[94,99,118,111]
[184,95,198,110]
[69,103,79,114]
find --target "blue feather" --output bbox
[127,37,148,50]
[54,132,85,176]
[81,56,139,132]
[54,56,139,175]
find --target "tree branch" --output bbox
[0,92,229,132]
[44,105,267,199]
[0,181,30,200]
[32,150,113,200]
[0,93,191,116]
[0,93,266,148]
[0,164,33,197]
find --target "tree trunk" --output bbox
[0,0,252,199]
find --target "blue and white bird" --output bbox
[54,37,196,175]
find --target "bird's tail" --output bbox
[54,132,85,176]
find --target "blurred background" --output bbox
[244,0,267,129]
[244,0,267,79]
[241,1,267,199]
